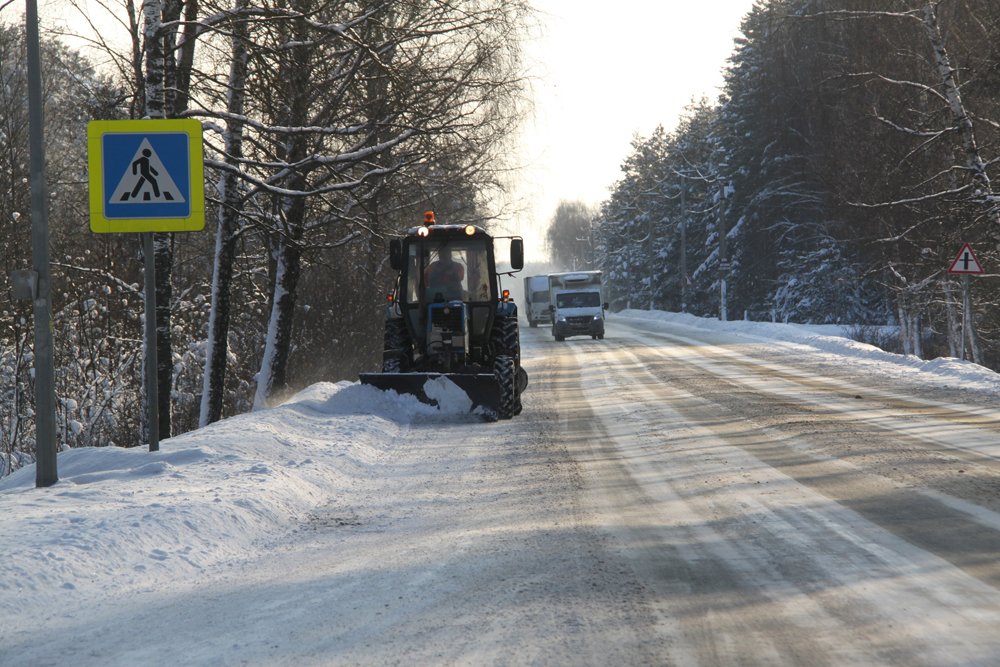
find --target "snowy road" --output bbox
[5,314,1000,665]
[542,317,1000,665]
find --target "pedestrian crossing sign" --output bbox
[87,119,204,232]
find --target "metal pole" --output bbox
[143,233,160,451]
[26,0,58,487]
[680,174,687,313]
[648,206,654,311]
[718,181,727,322]
[961,274,969,361]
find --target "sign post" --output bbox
[947,243,984,361]
[87,119,204,451]
[26,0,58,487]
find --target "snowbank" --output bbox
[0,381,469,617]
[615,309,1000,393]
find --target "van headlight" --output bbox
[556,316,567,323]
[593,314,602,321]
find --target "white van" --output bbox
[548,271,607,341]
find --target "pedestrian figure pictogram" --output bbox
[127,148,169,200]
[110,138,185,205]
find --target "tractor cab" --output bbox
[360,212,526,420]
[389,218,521,371]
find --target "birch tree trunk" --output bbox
[898,303,911,356]
[200,1,249,427]
[143,0,164,120]
[252,4,309,411]
[910,313,922,360]
[965,287,983,365]
[253,231,303,411]
[941,277,960,358]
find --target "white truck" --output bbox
[523,274,552,327]
[548,271,607,341]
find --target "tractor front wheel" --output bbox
[381,319,410,373]
[493,354,516,419]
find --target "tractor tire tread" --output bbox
[493,354,516,420]
[381,319,410,373]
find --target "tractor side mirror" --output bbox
[510,238,524,271]
[389,239,402,271]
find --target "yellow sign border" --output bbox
[87,119,205,233]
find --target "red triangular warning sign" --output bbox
[948,243,983,274]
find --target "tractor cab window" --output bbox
[406,239,492,304]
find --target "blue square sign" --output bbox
[88,119,204,233]
[102,132,191,219]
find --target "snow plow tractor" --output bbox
[359,213,528,420]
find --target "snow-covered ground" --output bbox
[616,308,1000,393]
[3,310,1000,665]
[1,383,480,659]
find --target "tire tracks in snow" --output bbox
[532,324,1000,666]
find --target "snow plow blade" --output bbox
[358,372,502,418]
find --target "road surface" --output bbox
[8,317,1000,666]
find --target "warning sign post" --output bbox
[948,243,984,362]
[86,119,205,453]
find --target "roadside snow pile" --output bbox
[0,380,456,617]
[293,379,476,418]
[616,309,1000,392]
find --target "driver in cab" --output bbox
[425,246,464,301]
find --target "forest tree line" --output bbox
[588,0,1000,367]
[1,0,530,475]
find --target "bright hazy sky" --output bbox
[26,0,754,246]
[515,0,754,246]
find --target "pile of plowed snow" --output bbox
[0,381,469,615]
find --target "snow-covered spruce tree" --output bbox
[597,128,671,311]
[595,101,720,315]
[714,0,861,324]
[665,101,722,317]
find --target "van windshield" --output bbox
[555,291,601,309]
